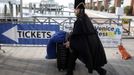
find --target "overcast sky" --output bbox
[23,0,74,6]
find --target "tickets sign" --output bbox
[0,23,59,45]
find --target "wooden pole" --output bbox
[131,0,134,15]
[114,0,121,7]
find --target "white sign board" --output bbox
[94,24,123,47]
[63,23,123,48]
[63,22,74,32]
[116,7,124,16]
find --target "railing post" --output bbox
[48,17,51,25]
[128,19,131,35]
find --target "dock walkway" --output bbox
[0,39,134,75]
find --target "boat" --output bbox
[40,0,63,11]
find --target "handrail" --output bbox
[0,16,133,36]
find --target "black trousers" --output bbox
[66,50,106,75]
[66,50,78,73]
[67,49,94,73]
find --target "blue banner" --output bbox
[0,23,60,45]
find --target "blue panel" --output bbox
[19,38,49,45]
[0,23,17,44]
[0,23,60,45]
[17,24,59,31]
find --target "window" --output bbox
[121,0,124,4]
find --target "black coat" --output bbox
[70,14,107,72]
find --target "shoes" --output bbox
[95,67,107,75]
[88,70,93,73]
[65,71,73,75]
[98,68,107,75]
[101,69,106,75]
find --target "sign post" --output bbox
[116,7,124,25]
[115,7,131,60]
[116,7,124,44]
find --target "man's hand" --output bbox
[64,41,70,48]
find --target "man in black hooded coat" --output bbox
[64,0,107,75]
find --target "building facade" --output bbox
[0,0,20,17]
[86,0,134,15]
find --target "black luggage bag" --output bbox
[56,42,69,71]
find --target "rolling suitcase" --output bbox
[56,42,69,71]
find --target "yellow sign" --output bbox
[122,18,130,24]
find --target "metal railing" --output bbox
[0,16,133,47]
[1,16,131,32]
[1,16,133,32]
